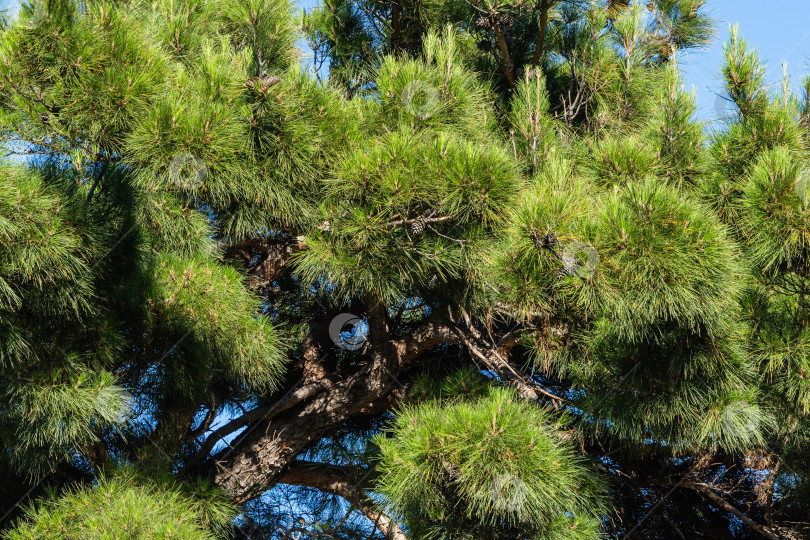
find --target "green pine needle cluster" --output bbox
[5,470,236,540]
[4,0,810,536]
[375,387,607,539]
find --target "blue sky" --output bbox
[4,0,810,125]
[292,0,810,125]
[675,1,810,123]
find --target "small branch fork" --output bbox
[449,307,564,405]
[277,460,407,540]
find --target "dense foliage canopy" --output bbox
[1,0,810,537]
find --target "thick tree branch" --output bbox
[206,313,454,501]
[530,0,553,67]
[490,15,516,89]
[185,312,341,473]
[185,401,218,442]
[85,158,108,204]
[390,0,402,54]
[683,482,782,540]
[220,236,305,290]
[183,373,341,472]
[278,460,407,539]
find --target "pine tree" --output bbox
[2,0,810,538]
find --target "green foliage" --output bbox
[409,367,493,403]
[0,365,126,476]
[586,134,660,184]
[0,162,128,475]
[741,146,810,275]
[296,125,520,303]
[646,59,704,185]
[593,177,741,340]
[147,253,287,391]
[491,153,596,320]
[4,0,810,537]
[508,71,556,174]
[375,387,607,539]
[375,27,495,140]
[4,470,236,540]
[0,163,95,324]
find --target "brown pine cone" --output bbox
[261,75,282,88]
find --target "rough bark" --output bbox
[491,15,516,89]
[188,303,798,538]
[203,314,455,502]
[221,235,305,290]
[530,0,552,68]
[278,460,408,539]
[684,482,783,540]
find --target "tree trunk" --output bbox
[279,460,408,539]
[202,316,454,501]
[491,15,516,89]
[391,0,402,55]
[530,0,552,68]
[685,482,782,540]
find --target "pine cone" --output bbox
[530,230,557,250]
[411,215,427,235]
[475,16,491,29]
[558,254,578,279]
[499,14,515,26]
[245,75,282,92]
[262,75,281,88]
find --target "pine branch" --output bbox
[448,308,564,404]
[684,482,782,540]
[384,215,452,228]
[278,460,408,539]
[490,14,516,89]
[530,0,554,68]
